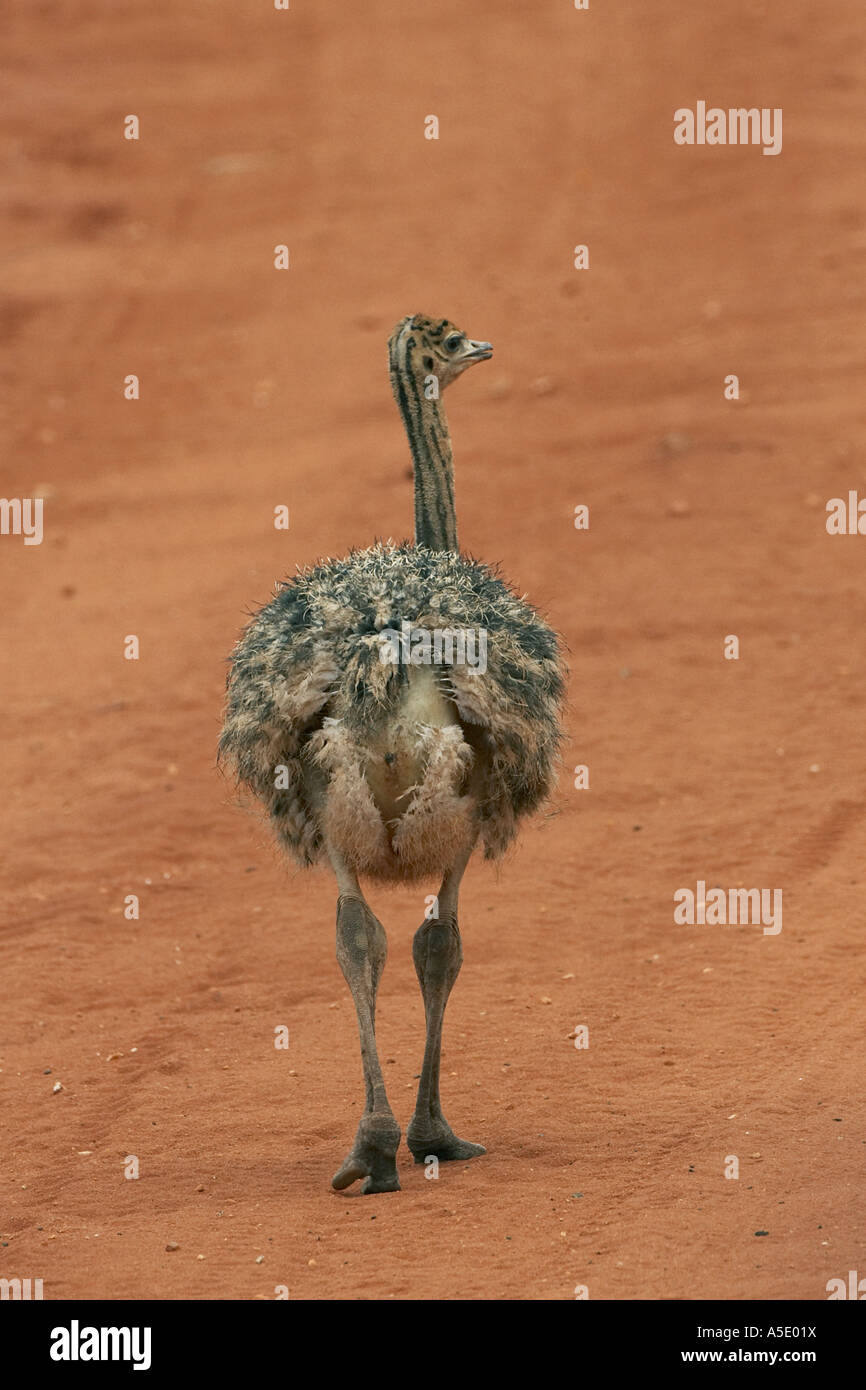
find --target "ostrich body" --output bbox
[220,315,564,1193]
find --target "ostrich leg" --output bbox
[407,835,486,1164]
[328,847,401,1194]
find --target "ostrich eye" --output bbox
[444,334,463,352]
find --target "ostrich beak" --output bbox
[464,339,493,361]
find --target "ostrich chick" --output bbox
[220,315,565,1193]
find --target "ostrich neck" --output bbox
[391,368,458,552]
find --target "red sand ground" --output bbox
[2,0,864,1300]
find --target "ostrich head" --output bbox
[389,314,493,391]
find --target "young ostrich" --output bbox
[220,314,564,1194]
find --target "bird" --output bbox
[219,313,565,1193]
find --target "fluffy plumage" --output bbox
[219,540,563,880]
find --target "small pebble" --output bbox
[530,376,556,396]
[659,430,692,457]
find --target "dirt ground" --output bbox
[2,0,864,1301]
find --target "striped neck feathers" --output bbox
[389,325,458,552]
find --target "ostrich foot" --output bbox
[406,1117,486,1164]
[332,1113,402,1194]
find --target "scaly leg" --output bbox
[407,835,485,1164]
[328,846,401,1194]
